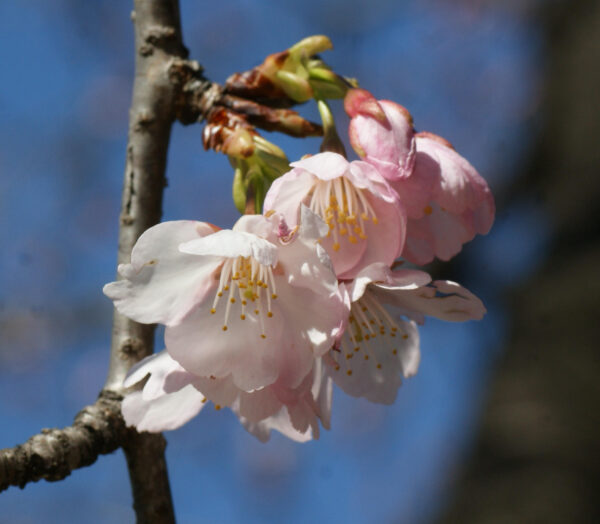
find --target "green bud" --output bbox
[275,70,313,103]
[289,35,333,58]
[232,162,247,214]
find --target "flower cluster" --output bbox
[104,86,493,442]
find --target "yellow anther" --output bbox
[210,308,216,314]
[376,364,382,369]
[254,309,259,315]
[242,300,247,305]
[346,370,353,376]
[365,334,370,340]
[222,326,228,331]
[333,242,340,251]
[339,227,348,235]
[364,355,369,360]
[271,293,277,299]
[240,314,246,320]
[354,347,360,352]
[349,236,357,244]
[215,404,221,410]
[335,365,340,371]
[267,311,273,318]
[372,217,379,225]
[230,297,235,303]
[402,334,409,339]
[346,354,353,360]
[260,334,266,339]
[424,205,433,215]
[223,285,229,291]
[392,349,398,355]
[217,292,223,297]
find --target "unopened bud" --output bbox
[289,35,333,58]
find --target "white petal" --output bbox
[299,204,329,241]
[103,221,220,326]
[180,230,278,267]
[121,385,206,432]
[376,280,486,322]
[328,319,419,404]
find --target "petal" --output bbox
[165,298,285,391]
[290,152,350,181]
[239,407,314,443]
[349,263,432,302]
[238,386,283,423]
[103,221,220,326]
[298,204,329,241]
[392,153,438,219]
[348,100,415,181]
[180,230,278,267]
[327,319,419,404]
[263,169,316,228]
[337,190,404,279]
[121,385,206,432]
[187,374,241,407]
[232,213,280,242]
[416,133,494,217]
[375,280,486,323]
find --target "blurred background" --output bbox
[1,0,598,522]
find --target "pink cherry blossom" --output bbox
[326,262,486,404]
[263,151,407,279]
[104,207,345,393]
[121,350,332,443]
[345,88,416,181]
[400,132,495,264]
[345,88,495,265]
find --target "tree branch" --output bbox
[1,1,196,520]
[0,391,125,492]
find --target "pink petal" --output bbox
[290,152,350,181]
[347,98,415,181]
[263,169,315,228]
[165,297,285,391]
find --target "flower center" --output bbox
[210,255,278,338]
[331,290,408,376]
[308,177,378,252]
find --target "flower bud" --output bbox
[227,134,289,214]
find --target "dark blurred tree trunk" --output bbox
[440,1,600,522]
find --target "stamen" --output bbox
[209,254,277,340]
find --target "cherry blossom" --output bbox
[104,207,345,393]
[345,88,495,265]
[121,350,332,443]
[326,263,486,404]
[263,151,407,279]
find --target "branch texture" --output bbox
[0,391,125,492]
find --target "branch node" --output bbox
[119,337,147,361]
